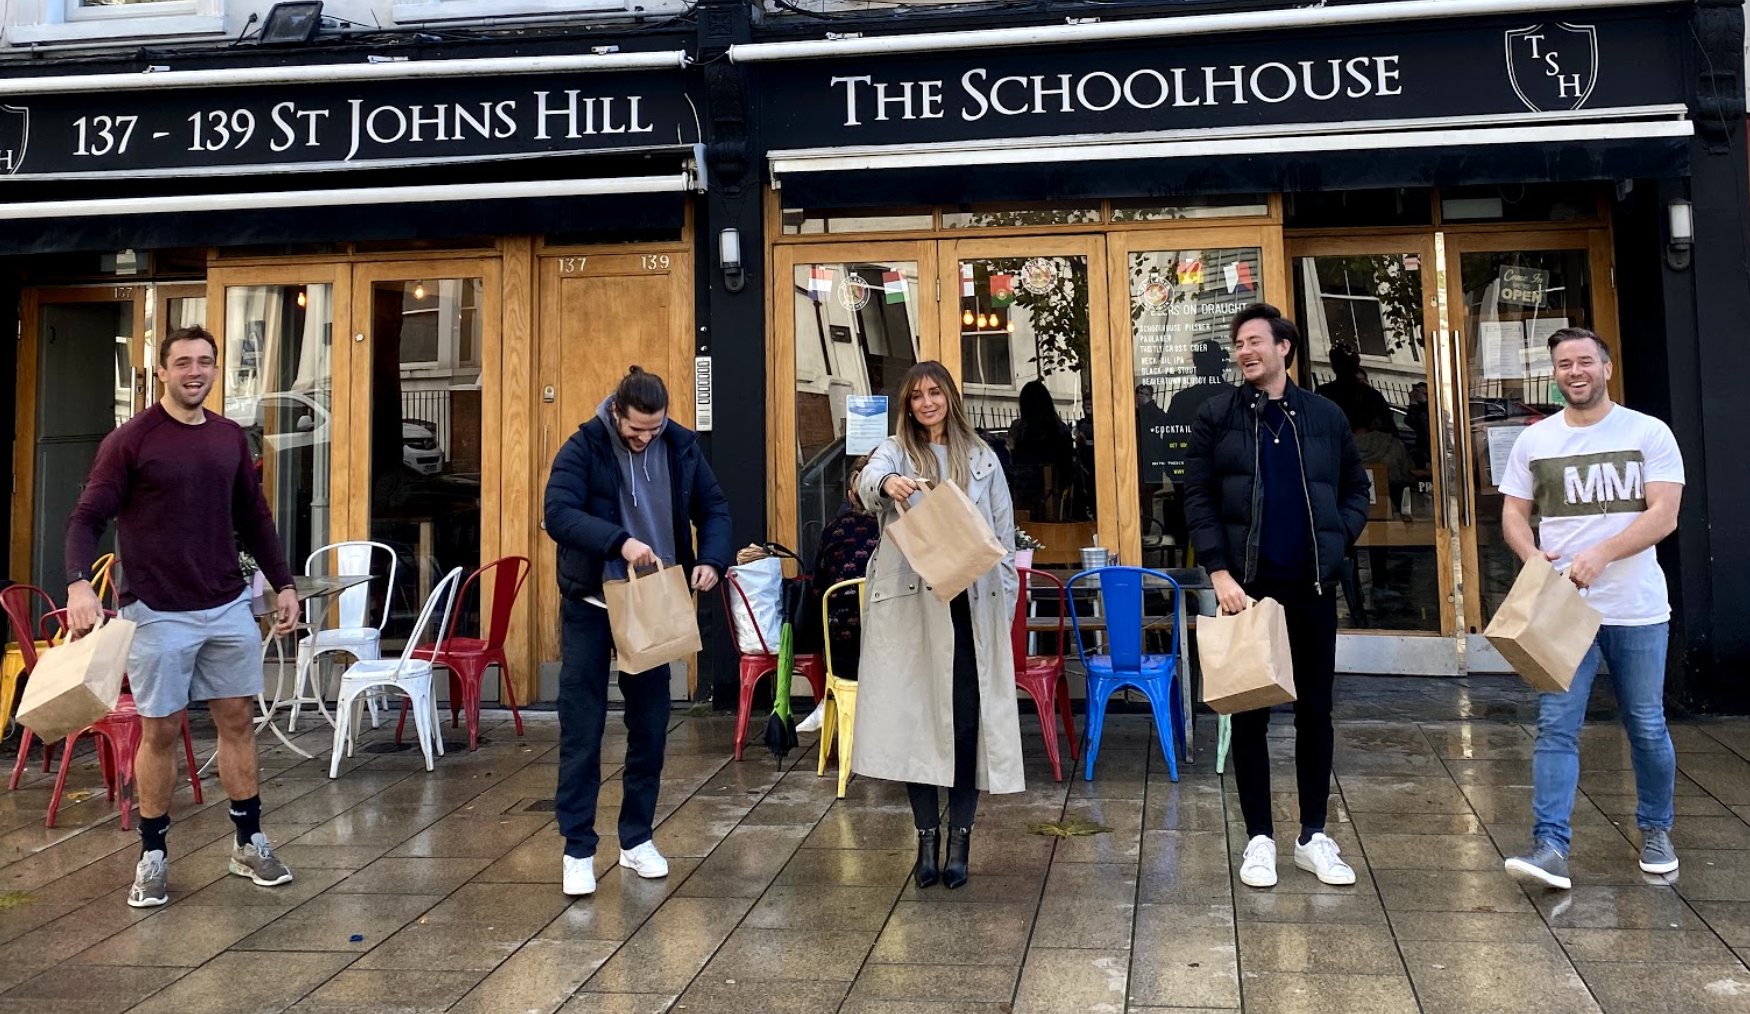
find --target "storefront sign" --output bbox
[1498,266,1551,308]
[757,9,1683,148]
[0,71,697,179]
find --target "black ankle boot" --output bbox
[914,828,941,888]
[943,826,971,889]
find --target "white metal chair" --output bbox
[290,541,398,732]
[330,567,463,778]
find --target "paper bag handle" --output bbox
[891,477,933,516]
[1217,595,1258,618]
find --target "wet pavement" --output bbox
[0,675,1744,1014]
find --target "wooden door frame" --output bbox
[1284,231,1458,639]
[531,248,695,695]
[1107,223,1284,565]
[768,240,942,556]
[1442,226,1618,634]
[11,285,148,585]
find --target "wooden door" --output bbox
[535,251,694,690]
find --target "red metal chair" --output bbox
[33,609,202,828]
[4,584,64,782]
[723,570,825,761]
[396,555,532,752]
[1012,567,1078,782]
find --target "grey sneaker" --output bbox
[1505,839,1572,890]
[229,833,294,887]
[128,850,168,908]
[1639,828,1679,875]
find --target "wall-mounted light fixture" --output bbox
[259,1,324,45]
[1666,198,1694,271]
[718,228,744,293]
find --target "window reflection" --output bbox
[224,284,334,572]
[792,260,921,563]
[1130,248,1260,568]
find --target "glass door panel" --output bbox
[1128,244,1264,571]
[359,271,489,644]
[1453,242,1597,638]
[1294,249,1444,633]
[791,255,924,563]
[220,281,338,573]
[940,239,1108,567]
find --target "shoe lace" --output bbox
[253,837,277,862]
[1305,836,1343,866]
[1244,838,1274,864]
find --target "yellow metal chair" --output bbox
[816,578,865,798]
[90,553,116,607]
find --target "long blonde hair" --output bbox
[895,361,982,489]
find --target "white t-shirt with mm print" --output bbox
[1498,404,1685,626]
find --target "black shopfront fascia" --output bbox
[734,0,1750,713]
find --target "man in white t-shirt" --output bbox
[1497,328,1684,891]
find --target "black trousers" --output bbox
[906,593,981,831]
[556,598,671,859]
[1231,578,1339,839]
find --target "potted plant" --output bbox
[1014,529,1045,570]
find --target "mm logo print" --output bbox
[0,105,27,175]
[1505,24,1599,112]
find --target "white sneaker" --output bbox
[562,855,596,897]
[619,840,669,879]
[796,701,828,734]
[1294,832,1357,886]
[1239,835,1278,889]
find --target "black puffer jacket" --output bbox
[1181,380,1370,590]
[543,416,733,600]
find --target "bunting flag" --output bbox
[961,262,976,297]
[989,273,1015,307]
[882,269,908,304]
[1223,262,1240,294]
[807,266,836,302]
[1177,258,1204,287]
[1234,260,1256,293]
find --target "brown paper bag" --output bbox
[1197,597,1297,714]
[884,479,1006,603]
[604,564,702,675]
[1484,555,1602,692]
[16,615,133,743]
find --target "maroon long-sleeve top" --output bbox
[65,404,297,612]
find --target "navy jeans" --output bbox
[557,598,671,860]
[1532,622,1675,853]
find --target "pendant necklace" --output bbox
[1262,412,1287,445]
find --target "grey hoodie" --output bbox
[598,396,677,581]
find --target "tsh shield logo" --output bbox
[0,105,27,176]
[1505,24,1599,112]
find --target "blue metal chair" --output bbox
[1067,566,1185,782]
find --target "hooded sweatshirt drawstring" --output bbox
[624,443,653,508]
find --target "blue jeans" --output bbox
[1532,622,1675,852]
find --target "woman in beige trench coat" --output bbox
[854,361,1024,891]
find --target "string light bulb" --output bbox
[413,282,427,301]
[1007,320,1016,333]
[295,290,307,308]
[962,309,974,326]
[977,313,988,329]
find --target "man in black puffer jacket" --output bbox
[1183,303,1369,893]
[543,366,732,898]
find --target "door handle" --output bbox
[1448,329,1473,530]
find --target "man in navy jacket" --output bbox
[543,366,732,897]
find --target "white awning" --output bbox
[769,106,1692,180]
[0,50,689,98]
[730,0,1679,63]
[0,173,694,221]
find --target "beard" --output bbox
[168,382,209,409]
[1561,379,1606,409]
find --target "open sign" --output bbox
[1498,265,1550,308]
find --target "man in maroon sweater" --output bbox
[66,325,301,908]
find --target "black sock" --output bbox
[140,814,169,857]
[1298,827,1322,846]
[229,796,262,847]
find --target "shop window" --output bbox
[8,0,226,45]
[1284,189,1434,230]
[791,258,922,563]
[1109,195,1271,222]
[1128,245,1261,567]
[391,0,630,25]
[1439,183,1601,223]
[942,201,1101,229]
[781,207,934,235]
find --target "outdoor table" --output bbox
[201,573,375,770]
